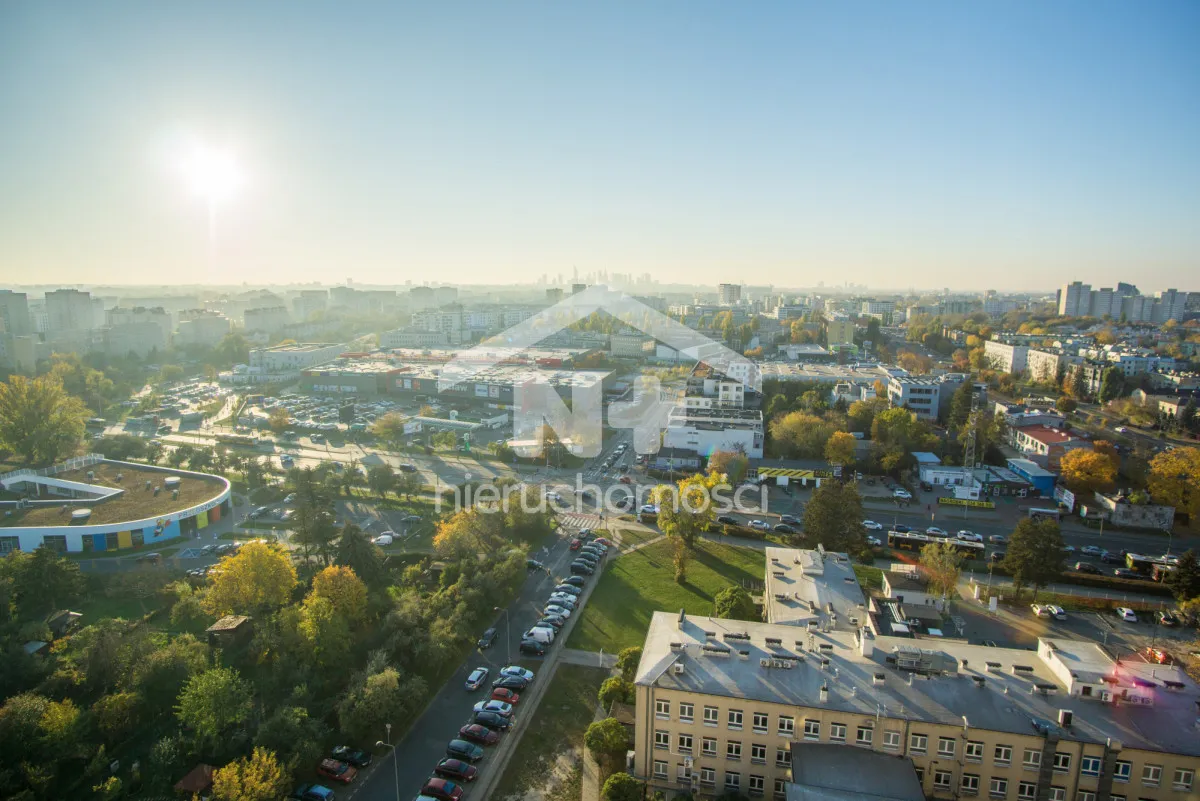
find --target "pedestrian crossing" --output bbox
[556,512,602,529]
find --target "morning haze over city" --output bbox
[1,4,1198,801]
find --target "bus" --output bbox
[1126,552,1175,579]
[1027,508,1062,522]
[215,433,259,447]
[888,530,986,560]
[86,417,107,429]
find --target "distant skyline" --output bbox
[1,2,1198,290]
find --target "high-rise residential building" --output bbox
[1059,281,1187,323]
[175,310,231,348]
[0,290,33,336]
[292,289,328,321]
[45,288,94,334]
[1057,281,1090,316]
[825,320,855,347]
[545,287,564,304]
[1087,287,1117,319]
[243,306,291,333]
[983,341,1029,374]
[1152,289,1187,324]
[718,283,742,306]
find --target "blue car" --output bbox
[290,784,336,801]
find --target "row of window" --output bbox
[651,761,785,798]
[925,770,1175,801]
[654,731,794,766]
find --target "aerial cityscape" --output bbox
[1,4,1199,801]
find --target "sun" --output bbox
[181,144,243,205]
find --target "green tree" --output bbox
[335,523,387,587]
[1097,366,1125,403]
[1055,396,1078,414]
[802,481,866,554]
[371,412,409,447]
[847,397,889,433]
[1001,518,1065,600]
[602,772,645,801]
[616,647,642,683]
[175,667,252,748]
[203,541,298,616]
[947,379,974,433]
[394,469,422,501]
[707,449,749,484]
[919,541,963,600]
[211,747,290,801]
[713,586,757,620]
[1070,366,1087,400]
[255,706,328,773]
[268,407,290,433]
[597,677,635,710]
[0,374,88,465]
[291,467,338,564]
[585,717,630,775]
[432,430,457,450]
[765,393,790,421]
[651,473,722,548]
[1165,550,1200,603]
[337,663,428,744]
[298,595,353,668]
[367,464,396,500]
[824,431,858,467]
[9,546,85,617]
[92,691,140,746]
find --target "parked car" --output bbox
[458,724,500,745]
[434,758,478,783]
[492,675,530,691]
[1031,604,1066,620]
[543,604,572,619]
[861,520,883,531]
[477,628,497,649]
[956,531,982,542]
[593,537,612,546]
[537,615,566,630]
[773,523,796,533]
[491,687,520,704]
[988,535,1006,544]
[1116,607,1138,623]
[569,538,583,550]
[465,667,489,691]
[547,593,577,608]
[473,710,513,731]
[519,638,547,656]
[553,584,582,596]
[1074,562,1102,575]
[445,739,485,762]
[523,626,554,644]
[925,527,947,537]
[893,489,912,500]
[472,700,514,717]
[920,481,934,492]
[372,533,394,546]
[289,784,336,801]
[562,576,586,588]
[1157,611,1180,627]
[420,778,464,801]
[569,561,595,576]
[716,515,738,525]
[526,559,546,571]
[330,746,371,768]
[316,759,357,784]
[500,666,535,682]
[780,514,800,524]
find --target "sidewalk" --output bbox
[959,572,1173,606]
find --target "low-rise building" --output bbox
[662,405,764,459]
[1084,491,1176,532]
[763,547,867,629]
[1012,425,1089,471]
[379,328,453,348]
[610,332,655,359]
[1005,458,1057,496]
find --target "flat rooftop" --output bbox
[788,743,924,801]
[302,360,399,376]
[261,342,341,353]
[635,612,1200,757]
[758,363,889,384]
[2,462,226,528]
[764,547,868,630]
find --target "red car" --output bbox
[421,777,465,801]
[458,723,500,745]
[317,758,358,784]
[569,538,583,550]
[619,475,632,484]
[491,687,520,704]
[594,537,612,546]
[434,758,478,783]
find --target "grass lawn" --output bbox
[492,664,608,801]
[567,539,766,653]
[79,593,166,622]
[853,564,884,592]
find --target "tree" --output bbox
[769,412,835,459]
[707,449,749,485]
[871,407,938,472]
[802,481,865,554]
[1055,396,1078,414]
[335,523,387,587]
[1001,518,1065,600]
[309,565,368,623]
[765,394,790,421]
[651,473,722,548]
[919,542,963,600]
[203,541,297,616]
[1165,550,1200,603]
[616,647,642,683]
[947,380,974,433]
[1098,366,1125,403]
[394,469,422,501]
[1070,366,1088,400]
[847,397,889,433]
[211,747,290,801]
[255,706,328,773]
[713,586,757,620]
[8,546,85,617]
[92,692,140,746]
[602,773,645,801]
[597,677,635,710]
[367,464,396,500]
[371,412,409,446]
[1059,449,1117,494]
[585,717,630,774]
[175,667,252,748]
[291,467,338,564]
[0,374,89,465]
[432,430,457,450]
[824,431,858,467]
[1147,447,1200,519]
[337,663,427,744]
[298,595,353,667]
[268,407,290,433]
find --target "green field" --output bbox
[492,664,608,801]
[567,539,766,653]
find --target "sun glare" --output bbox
[181,144,243,204]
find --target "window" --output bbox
[966,741,984,762]
[1023,749,1042,770]
[855,725,873,746]
[803,719,819,740]
[776,748,790,767]
[962,774,980,795]
[910,734,928,754]
[679,702,694,723]
[830,723,847,743]
[1077,793,1096,801]
[677,763,692,783]
[1053,753,1071,773]
[702,737,717,757]
[727,741,742,761]
[990,778,1009,798]
[1114,762,1131,783]
[1018,782,1037,801]
[43,535,67,553]
[1080,757,1101,777]
[700,767,716,787]
[728,709,743,730]
[775,778,788,799]
[726,771,741,791]
[1048,788,1065,801]
[753,712,768,733]
[749,775,765,796]
[938,737,957,757]
[656,699,670,720]
[0,537,20,554]
[653,760,667,779]
[654,730,669,750]
[778,716,795,737]
[915,768,925,785]
[934,771,953,790]
[1109,796,1125,801]
[995,745,1012,767]
[883,730,901,750]
[1174,769,1195,791]
[751,743,766,765]
[677,733,693,754]
[1141,765,1161,788]
[704,705,719,726]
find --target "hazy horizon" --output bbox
[2,2,1197,291]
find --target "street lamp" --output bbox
[495,605,512,665]
[375,723,401,801]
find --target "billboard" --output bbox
[1053,485,1076,511]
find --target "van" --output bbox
[523,626,555,644]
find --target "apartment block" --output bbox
[887,374,969,422]
[379,328,452,348]
[633,611,1199,801]
[175,310,232,348]
[825,320,855,347]
[610,333,655,359]
[984,341,1029,374]
[1026,350,1081,385]
[243,306,292,333]
[662,406,764,459]
[719,283,743,306]
[0,290,33,336]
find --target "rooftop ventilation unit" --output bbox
[971,676,986,688]
[985,661,1002,673]
[673,664,685,675]
[1012,664,1035,675]
[723,632,751,641]
[1057,709,1073,727]
[873,673,886,686]
[669,642,684,651]
[818,643,834,653]
[738,650,750,659]
[765,637,782,647]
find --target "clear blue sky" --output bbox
[1,1,1197,291]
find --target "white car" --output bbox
[926,527,947,537]
[749,520,770,531]
[1080,545,1103,556]
[893,489,912,500]
[866,536,882,547]
[956,530,982,542]
[548,593,578,608]
[544,604,572,619]
[372,533,394,546]
[1031,604,1066,620]
[1116,607,1138,623]
[1114,426,1129,434]
[862,520,883,531]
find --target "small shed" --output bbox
[46,610,82,638]
[205,615,253,647]
[173,763,215,796]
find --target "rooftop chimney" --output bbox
[678,609,686,628]
[819,684,829,703]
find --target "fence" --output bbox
[0,454,105,485]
